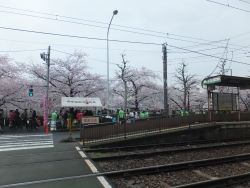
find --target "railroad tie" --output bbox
[241,162,250,167]
[192,170,219,180]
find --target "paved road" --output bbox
[0,126,109,188]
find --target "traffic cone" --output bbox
[45,124,49,133]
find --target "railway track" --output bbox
[104,153,250,188]
[89,141,250,162]
[84,137,250,187]
[86,136,250,153]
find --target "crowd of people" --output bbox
[50,108,95,129]
[0,108,41,134]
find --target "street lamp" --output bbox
[40,46,50,126]
[107,10,118,114]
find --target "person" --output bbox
[21,109,28,130]
[129,110,135,123]
[36,117,41,128]
[0,109,4,133]
[62,110,68,128]
[9,110,15,129]
[118,108,125,124]
[67,110,73,126]
[89,110,93,116]
[85,110,89,116]
[76,110,84,128]
[14,109,21,130]
[51,111,57,121]
[51,111,57,131]
[134,111,138,119]
[144,109,149,118]
[32,110,37,131]
[28,109,33,131]
[97,110,102,123]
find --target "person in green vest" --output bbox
[51,111,57,131]
[180,110,184,116]
[140,111,145,118]
[51,111,57,121]
[144,109,149,118]
[118,108,124,124]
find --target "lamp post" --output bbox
[40,46,50,126]
[107,10,118,114]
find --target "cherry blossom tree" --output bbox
[26,50,105,108]
[112,54,162,110]
[173,60,199,111]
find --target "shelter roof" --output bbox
[202,75,250,89]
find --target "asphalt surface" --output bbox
[0,125,106,188]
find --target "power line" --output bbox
[0,5,234,43]
[0,38,162,53]
[0,9,218,44]
[168,44,250,61]
[239,0,250,5]
[0,49,46,53]
[167,44,250,66]
[1,6,250,51]
[0,26,161,46]
[206,0,250,13]
[51,49,206,77]
[0,26,249,64]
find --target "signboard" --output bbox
[61,97,102,107]
[81,117,99,124]
[203,76,221,85]
[212,93,237,111]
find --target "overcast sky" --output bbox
[1,0,250,85]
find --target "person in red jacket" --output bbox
[9,110,15,129]
[76,110,84,128]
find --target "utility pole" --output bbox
[40,46,50,126]
[47,46,51,120]
[162,43,169,116]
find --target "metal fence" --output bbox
[80,114,208,144]
[80,113,250,145]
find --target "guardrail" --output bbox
[79,112,250,145]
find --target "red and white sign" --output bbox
[81,117,99,124]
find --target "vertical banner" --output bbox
[43,95,46,126]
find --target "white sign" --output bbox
[61,97,102,107]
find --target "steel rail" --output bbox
[1,153,250,188]
[175,172,250,188]
[85,136,250,153]
[91,141,250,162]
[103,153,250,178]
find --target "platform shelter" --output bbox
[202,75,250,121]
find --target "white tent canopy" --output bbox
[61,97,102,107]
